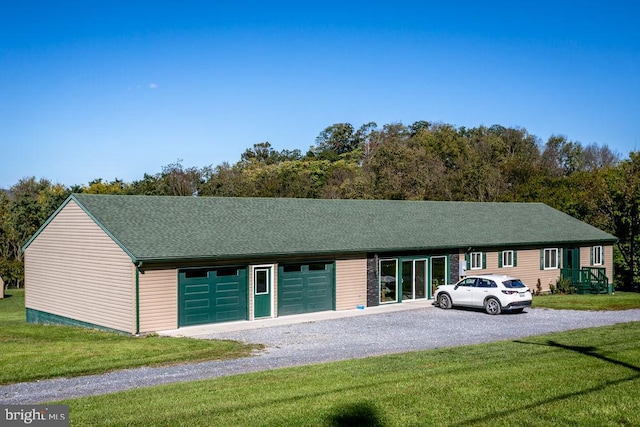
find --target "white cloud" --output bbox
[149,83,158,89]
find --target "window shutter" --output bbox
[540,249,544,270]
[482,252,486,269]
[513,251,518,267]
[465,252,470,269]
[498,251,503,268]
[590,247,594,266]
[602,247,605,264]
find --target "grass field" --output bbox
[59,322,640,426]
[4,287,640,425]
[0,290,261,385]
[532,291,640,311]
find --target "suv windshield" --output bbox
[502,279,526,288]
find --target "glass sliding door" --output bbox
[380,259,398,303]
[402,261,413,301]
[415,260,427,299]
[401,259,428,301]
[382,257,441,302]
[430,256,447,297]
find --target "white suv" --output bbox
[434,274,532,315]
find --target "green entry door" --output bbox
[563,247,581,270]
[179,266,248,327]
[563,247,581,283]
[253,267,272,318]
[278,262,334,316]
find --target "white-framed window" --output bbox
[470,252,483,270]
[592,245,603,266]
[543,248,559,270]
[502,250,514,268]
[254,268,270,295]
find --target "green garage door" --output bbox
[278,262,334,316]
[179,266,248,327]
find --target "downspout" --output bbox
[135,262,142,335]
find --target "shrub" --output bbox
[557,278,573,294]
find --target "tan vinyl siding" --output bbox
[581,245,614,283]
[605,245,613,282]
[580,246,600,271]
[335,257,367,310]
[24,200,134,333]
[511,250,559,292]
[138,268,178,333]
[462,249,560,292]
[580,246,591,269]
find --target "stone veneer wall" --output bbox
[449,253,460,284]
[366,254,379,307]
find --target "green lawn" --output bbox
[5,287,640,425]
[59,322,640,426]
[0,289,261,385]
[532,291,640,311]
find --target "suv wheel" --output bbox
[438,293,452,309]
[484,297,502,315]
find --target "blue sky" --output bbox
[1,1,639,189]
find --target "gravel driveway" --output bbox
[2,306,639,404]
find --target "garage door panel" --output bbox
[179,267,247,327]
[308,278,330,290]
[183,283,208,294]
[215,308,243,322]
[217,283,241,292]
[280,292,303,301]
[280,278,303,298]
[185,299,209,309]
[308,273,330,288]
[308,288,329,299]
[185,314,209,324]
[278,262,334,316]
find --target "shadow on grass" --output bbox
[326,401,386,427]
[451,339,640,426]
[516,339,640,373]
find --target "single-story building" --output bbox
[23,194,616,334]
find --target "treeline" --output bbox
[1,121,638,290]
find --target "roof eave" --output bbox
[134,235,618,265]
[133,245,460,265]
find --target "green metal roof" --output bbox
[27,194,617,263]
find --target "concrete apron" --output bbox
[159,299,436,338]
